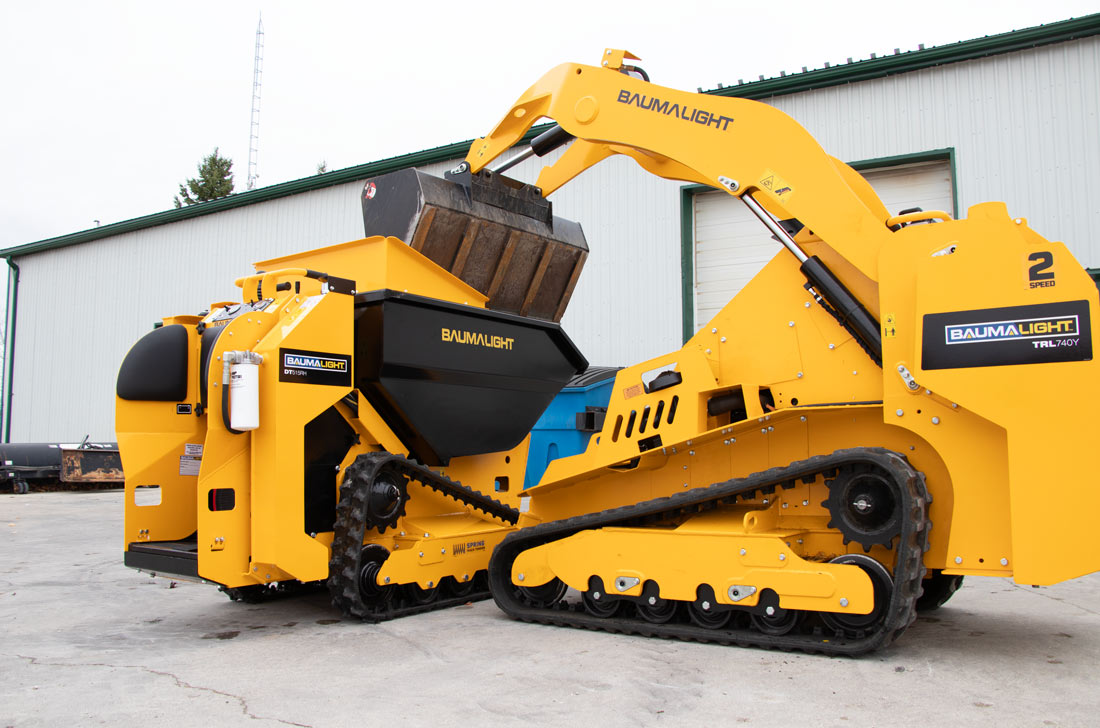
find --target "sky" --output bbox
[1,0,1097,247]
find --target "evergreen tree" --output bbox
[174,148,235,208]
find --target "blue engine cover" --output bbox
[520,367,619,490]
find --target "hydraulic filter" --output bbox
[227,352,263,431]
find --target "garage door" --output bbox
[692,159,954,332]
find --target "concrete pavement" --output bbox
[2,490,1098,727]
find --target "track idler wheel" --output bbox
[406,581,440,606]
[687,586,731,629]
[750,590,802,636]
[582,577,622,618]
[516,578,568,608]
[820,554,892,636]
[824,463,903,550]
[357,544,395,608]
[445,574,478,599]
[636,596,678,624]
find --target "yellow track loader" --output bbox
[463,50,1100,655]
[118,48,1099,655]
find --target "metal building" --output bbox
[3,15,1098,442]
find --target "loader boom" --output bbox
[465,51,894,281]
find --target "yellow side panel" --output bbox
[879,202,1100,584]
[248,292,354,583]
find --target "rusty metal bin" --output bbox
[361,168,587,322]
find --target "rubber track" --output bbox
[488,447,929,656]
[328,451,517,622]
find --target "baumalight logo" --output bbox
[945,315,1079,345]
[617,89,734,131]
[283,353,349,372]
[441,328,514,351]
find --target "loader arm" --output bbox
[466,50,894,281]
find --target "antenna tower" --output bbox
[247,14,264,190]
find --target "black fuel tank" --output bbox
[354,291,587,465]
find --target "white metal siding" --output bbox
[770,37,1100,262]
[6,35,1098,441]
[693,160,954,329]
[10,182,368,442]
[9,149,684,441]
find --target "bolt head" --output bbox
[384,576,391,584]
[711,327,717,333]
[931,417,940,425]
[720,336,727,343]
[701,601,711,610]
[804,302,811,308]
[593,591,601,600]
[897,365,905,372]
[441,548,446,554]
[517,573,525,581]
[463,574,470,581]
[418,551,424,557]
[896,409,904,417]
[779,553,786,561]
[955,556,963,564]
[424,532,430,538]
[739,548,747,556]
[427,581,434,588]
[800,415,806,422]
[829,344,836,349]
[840,598,849,607]
[1001,558,1008,566]
[689,450,695,456]
[797,372,803,378]
[648,596,656,605]
[765,606,775,616]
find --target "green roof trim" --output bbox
[6,13,1097,259]
[0,125,547,259]
[704,13,1100,100]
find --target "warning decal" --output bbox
[758,169,794,201]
